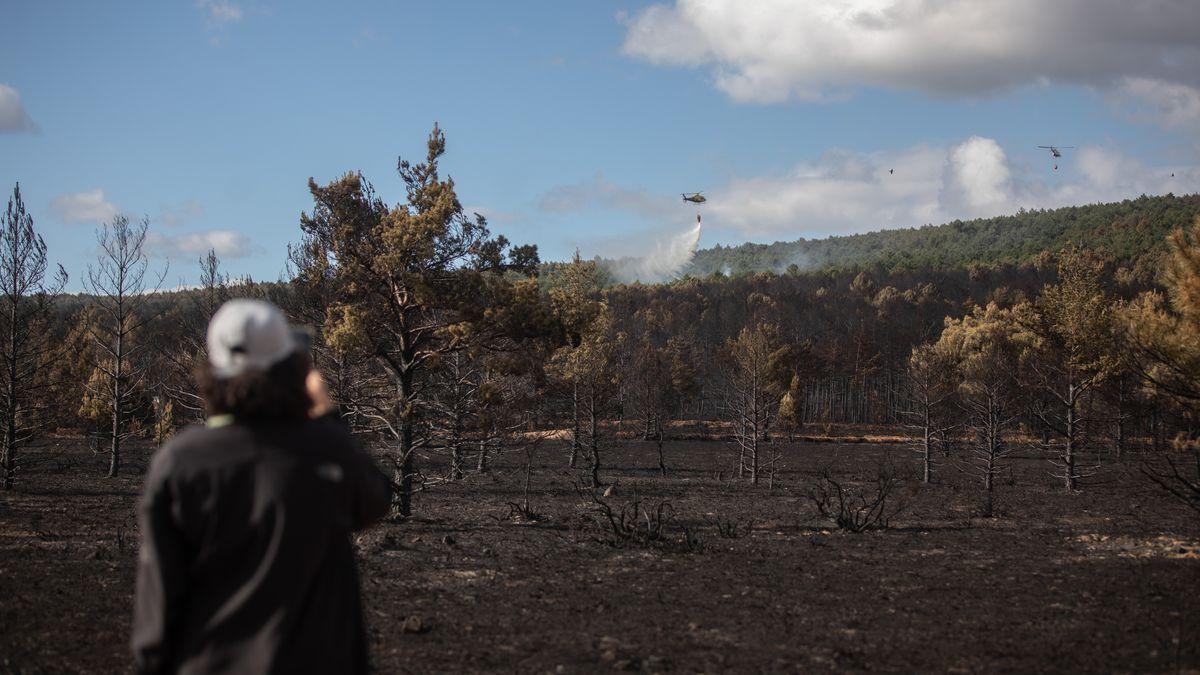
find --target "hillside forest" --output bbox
[3,126,1199,520]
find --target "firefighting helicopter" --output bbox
[1038,145,1074,171]
[681,191,706,204]
[1038,145,1073,158]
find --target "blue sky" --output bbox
[3,1,1199,288]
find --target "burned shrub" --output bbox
[576,483,704,553]
[1143,436,1200,516]
[807,461,908,533]
[708,514,748,539]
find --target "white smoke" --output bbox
[608,220,703,284]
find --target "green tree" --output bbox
[292,124,538,516]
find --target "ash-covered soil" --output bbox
[1,435,1198,673]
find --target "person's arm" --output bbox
[340,431,394,530]
[131,453,189,674]
[308,370,394,528]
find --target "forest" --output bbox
[686,192,1200,280]
[2,127,1199,672]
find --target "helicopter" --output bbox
[681,192,706,204]
[1037,145,1074,159]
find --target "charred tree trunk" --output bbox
[921,407,933,484]
[395,363,416,518]
[2,290,16,489]
[108,328,123,478]
[587,393,601,488]
[569,382,580,468]
[476,437,490,474]
[655,418,666,477]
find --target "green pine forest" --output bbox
[685,193,1199,280]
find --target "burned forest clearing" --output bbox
[2,433,1197,674]
[5,27,1200,669]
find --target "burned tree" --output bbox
[938,304,1025,517]
[629,339,674,476]
[0,183,66,489]
[83,215,164,477]
[546,251,604,469]
[1125,219,1200,513]
[1125,218,1200,404]
[427,350,482,481]
[292,124,539,516]
[808,460,907,532]
[1019,248,1117,490]
[903,342,958,483]
[546,307,624,488]
[426,346,536,482]
[719,323,792,485]
[156,249,237,425]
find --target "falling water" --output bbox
[608,217,703,284]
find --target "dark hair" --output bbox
[197,351,312,422]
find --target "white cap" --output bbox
[206,299,300,378]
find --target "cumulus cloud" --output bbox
[147,229,259,259]
[156,200,205,227]
[940,136,1012,215]
[1113,77,1200,140]
[0,84,36,133]
[705,136,1195,237]
[50,189,119,224]
[621,1,1200,104]
[538,171,676,220]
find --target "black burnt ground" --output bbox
[1,437,1197,673]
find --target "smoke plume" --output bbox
[607,220,702,284]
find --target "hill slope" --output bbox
[686,193,1200,279]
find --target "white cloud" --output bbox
[538,171,677,220]
[0,84,36,133]
[621,1,1200,104]
[147,229,259,259]
[50,189,119,224]
[704,136,1195,237]
[1112,77,1200,140]
[940,136,1012,215]
[197,0,243,26]
[156,200,205,227]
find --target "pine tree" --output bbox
[0,183,66,488]
[292,124,538,517]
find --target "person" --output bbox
[132,299,392,674]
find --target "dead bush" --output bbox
[708,515,748,539]
[1143,436,1200,516]
[807,461,908,532]
[575,482,704,553]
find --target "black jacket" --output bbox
[132,416,392,674]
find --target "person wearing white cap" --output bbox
[132,299,392,674]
